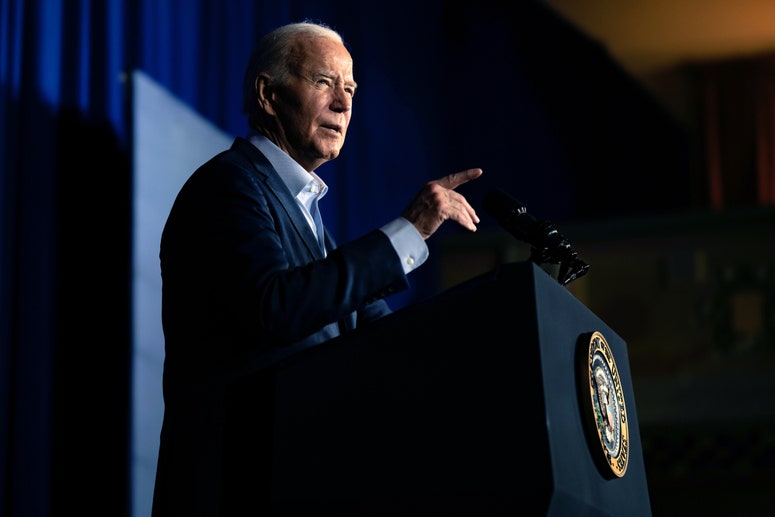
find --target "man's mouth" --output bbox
[321,123,342,134]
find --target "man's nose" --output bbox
[331,87,352,112]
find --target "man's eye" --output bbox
[316,78,333,88]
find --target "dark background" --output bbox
[2,0,774,515]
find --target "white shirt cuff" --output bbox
[380,217,429,274]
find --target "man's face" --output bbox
[270,36,357,171]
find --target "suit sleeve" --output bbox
[160,150,410,364]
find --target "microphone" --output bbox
[482,187,540,244]
[482,187,589,285]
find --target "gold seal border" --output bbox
[584,331,629,478]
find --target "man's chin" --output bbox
[305,147,342,170]
[321,145,342,161]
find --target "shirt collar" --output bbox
[247,130,328,201]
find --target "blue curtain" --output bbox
[0,0,690,515]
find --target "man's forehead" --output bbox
[300,37,351,63]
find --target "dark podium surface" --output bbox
[270,261,652,515]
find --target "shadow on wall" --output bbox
[438,0,693,225]
[53,107,132,514]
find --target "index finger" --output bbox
[435,168,483,190]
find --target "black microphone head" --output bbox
[482,187,535,242]
[482,187,526,220]
[482,188,590,285]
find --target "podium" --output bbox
[269,261,652,515]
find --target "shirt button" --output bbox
[406,257,415,266]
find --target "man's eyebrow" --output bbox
[313,71,358,89]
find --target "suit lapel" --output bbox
[234,138,325,259]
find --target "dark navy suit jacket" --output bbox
[152,137,409,515]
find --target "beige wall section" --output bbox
[546,0,775,77]
[545,0,775,130]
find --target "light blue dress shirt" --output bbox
[248,131,428,274]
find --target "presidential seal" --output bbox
[580,331,629,478]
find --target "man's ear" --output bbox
[255,74,276,116]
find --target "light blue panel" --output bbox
[130,69,233,517]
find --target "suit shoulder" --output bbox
[188,139,267,185]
